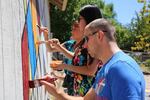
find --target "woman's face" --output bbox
[71,16,87,41]
[71,22,81,41]
[78,16,87,37]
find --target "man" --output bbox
[40,18,145,100]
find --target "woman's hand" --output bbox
[47,38,63,52]
[37,25,49,35]
[52,63,66,71]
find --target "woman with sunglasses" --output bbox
[41,5,103,96]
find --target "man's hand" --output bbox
[39,74,57,86]
[40,80,58,96]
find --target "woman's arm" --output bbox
[48,39,74,59]
[37,26,74,59]
[37,26,57,52]
[53,59,100,76]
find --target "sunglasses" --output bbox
[84,31,98,42]
[84,30,107,42]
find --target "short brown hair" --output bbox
[88,18,116,41]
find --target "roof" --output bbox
[50,0,68,11]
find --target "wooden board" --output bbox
[50,0,68,11]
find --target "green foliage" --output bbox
[49,0,117,43]
[49,0,79,42]
[115,23,135,50]
[145,59,150,67]
[131,1,150,52]
[49,0,148,52]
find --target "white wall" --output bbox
[0,0,51,100]
[0,0,25,100]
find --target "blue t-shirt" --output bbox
[93,51,145,100]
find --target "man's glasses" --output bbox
[84,31,98,42]
[84,30,107,42]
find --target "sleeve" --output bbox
[108,61,143,100]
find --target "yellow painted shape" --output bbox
[30,0,39,56]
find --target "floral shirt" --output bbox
[71,40,94,96]
[63,40,76,75]
[62,40,76,95]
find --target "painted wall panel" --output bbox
[0,0,51,100]
[22,0,51,100]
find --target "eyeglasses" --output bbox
[84,31,98,42]
[84,30,107,42]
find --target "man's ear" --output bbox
[98,30,104,41]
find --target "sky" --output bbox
[105,0,143,25]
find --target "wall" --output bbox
[0,0,51,100]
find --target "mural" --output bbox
[0,0,67,99]
[21,0,50,100]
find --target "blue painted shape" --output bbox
[26,4,37,80]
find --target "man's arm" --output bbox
[40,80,96,100]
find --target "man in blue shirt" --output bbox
[40,18,145,100]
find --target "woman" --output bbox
[50,5,103,96]
[41,5,103,96]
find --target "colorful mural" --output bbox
[21,0,50,100]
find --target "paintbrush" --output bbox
[36,40,49,45]
[29,77,57,88]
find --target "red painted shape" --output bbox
[21,25,29,100]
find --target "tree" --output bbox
[131,0,150,52]
[49,0,79,42]
[49,0,117,42]
[115,22,135,50]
